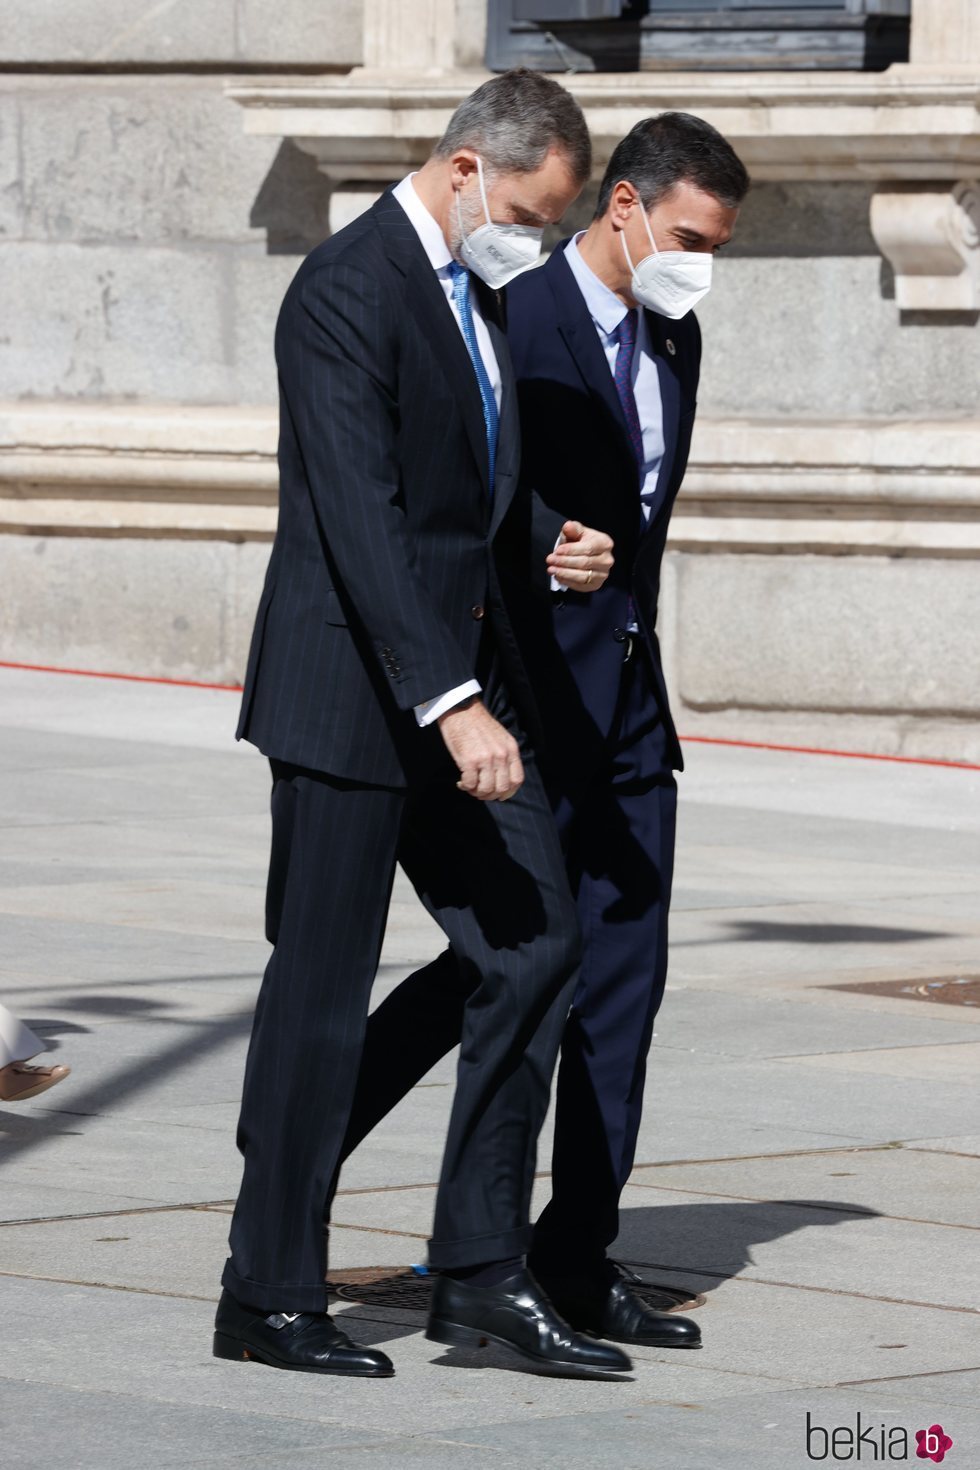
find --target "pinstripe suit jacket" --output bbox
[236,189,535,787]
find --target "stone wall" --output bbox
[0,75,337,405]
[0,2,363,67]
[1,1,978,763]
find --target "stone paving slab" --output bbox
[628,1144,980,1229]
[614,1187,980,1311]
[649,986,975,1057]
[2,669,979,1468]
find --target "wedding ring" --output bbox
[586,569,593,586]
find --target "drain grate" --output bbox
[329,1267,703,1313]
[822,975,980,1007]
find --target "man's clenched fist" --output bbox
[438,698,524,802]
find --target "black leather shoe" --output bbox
[535,1269,701,1350]
[213,1288,394,1377]
[426,1269,632,1375]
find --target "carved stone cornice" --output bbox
[228,66,980,184]
[3,402,978,557]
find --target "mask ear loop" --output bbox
[475,155,493,227]
[455,155,493,254]
[641,201,660,257]
[620,190,657,275]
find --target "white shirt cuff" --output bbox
[414,680,481,727]
[550,529,567,593]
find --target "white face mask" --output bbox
[455,156,544,290]
[621,206,712,320]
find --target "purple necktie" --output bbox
[612,309,644,480]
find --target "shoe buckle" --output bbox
[266,1311,302,1329]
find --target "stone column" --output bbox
[362,0,457,73]
[318,0,460,232]
[909,0,980,67]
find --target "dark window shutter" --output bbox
[515,0,626,17]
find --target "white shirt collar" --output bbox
[392,173,453,273]
[564,231,629,338]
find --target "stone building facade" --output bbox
[1,1,978,759]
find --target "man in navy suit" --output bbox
[343,113,748,1351]
[506,112,749,1345]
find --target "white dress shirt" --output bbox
[391,173,501,726]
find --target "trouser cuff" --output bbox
[221,1261,328,1315]
[427,1223,533,1271]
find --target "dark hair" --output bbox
[434,68,591,187]
[595,112,749,218]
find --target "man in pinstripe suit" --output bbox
[214,71,629,1379]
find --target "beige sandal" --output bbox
[0,1062,71,1103]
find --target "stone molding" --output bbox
[870,181,980,311]
[2,402,978,558]
[228,67,980,185]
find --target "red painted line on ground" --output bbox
[679,733,980,772]
[2,659,976,771]
[0,659,243,693]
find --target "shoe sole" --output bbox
[425,1319,630,1377]
[0,1076,68,1102]
[212,1331,394,1378]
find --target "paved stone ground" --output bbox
[1,666,978,1470]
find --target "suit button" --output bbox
[612,627,627,643]
[470,605,485,621]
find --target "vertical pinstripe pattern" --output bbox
[236,191,535,788]
[223,192,581,1313]
[334,247,701,1280]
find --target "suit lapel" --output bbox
[374,191,491,495]
[479,289,520,537]
[547,248,664,501]
[545,249,638,487]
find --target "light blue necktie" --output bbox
[448,262,498,494]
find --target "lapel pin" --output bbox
[665,338,676,356]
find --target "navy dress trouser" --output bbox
[341,648,677,1268]
[223,720,579,1314]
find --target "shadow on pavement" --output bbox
[615,1198,881,1294]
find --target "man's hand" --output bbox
[438,698,524,802]
[547,521,614,593]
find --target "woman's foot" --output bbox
[0,1061,70,1102]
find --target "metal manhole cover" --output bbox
[821,975,980,1008]
[329,1267,703,1313]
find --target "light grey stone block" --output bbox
[14,80,332,254]
[0,535,279,684]
[0,93,21,240]
[0,0,363,65]
[674,553,980,716]
[230,251,302,403]
[237,1,363,66]
[0,0,233,65]
[17,79,279,247]
[697,253,980,418]
[0,242,237,399]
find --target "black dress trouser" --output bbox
[339,650,676,1271]
[222,726,580,1314]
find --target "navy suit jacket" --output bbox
[237,189,536,787]
[505,242,701,774]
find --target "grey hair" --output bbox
[433,68,591,186]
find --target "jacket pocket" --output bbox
[324,588,348,627]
